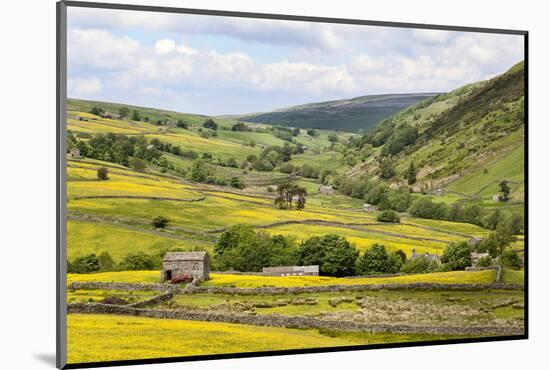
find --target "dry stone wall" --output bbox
[69,281,523,295]
[67,303,524,336]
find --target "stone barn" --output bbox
[318,185,334,195]
[410,248,441,263]
[69,148,80,158]
[162,251,209,281]
[363,203,376,212]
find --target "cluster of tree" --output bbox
[214,225,297,272]
[408,197,524,233]
[231,122,250,132]
[240,144,295,172]
[67,133,163,168]
[274,183,307,210]
[176,119,189,129]
[297,235,359,276]
[272,126,294,142]
[278,162,321,179]
[67,251,158,274]
[306,129,317,137]
[199,130,217,139]
[380,125,419,156]
[355,244,404,275]
[337,178,413,212]
[376,210,400,223]
[188,160,245,189]
[68,247,214,274]
[89,106,105,116]
[203,118,218,130]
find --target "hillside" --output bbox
[347,61,525,204]
[239,93,439,132]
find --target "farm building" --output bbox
[318,185,334,195]
[363,203,376,212]
[102,112,121,119]
[435,188,444,196]
[470,252,490,263]
[410,248,441,263]
[493,194,504,202]
[262,265,319,277]
[69,148,81,158]
[161,251,209,282]
[469,237,483,247]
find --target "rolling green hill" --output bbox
[347,61,525,204]
[239,93,439,132]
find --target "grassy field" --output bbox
[67,289,157,304]
[501,270,525,285]
[446,144,524,200]
[67,220,210,261]
[67,314,465,363]
[170,288,523,325]
[67,270,161,284]
[203,270,496,288]
[66,270,496,286]
[263,223,449,255]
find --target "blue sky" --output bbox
[67,7,524,115]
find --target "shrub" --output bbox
[203,118,218,130]
[176,120,189,129]
[191,160,213,182]
[377,210,400,223]
[400,255,438,274]
[355,244,402,275]
[306,129,317,137]
[129,158,146,172]
[227,158,238,168]
[98,251,115,272]
[297,235,358,277]
[214,225,287,272]
[441,241,472,270]
[131,110,141,121]
[97,166,109,180]
[230,177,245,189]
[120,253,155,270]
[151,216,170,229]
[278,162,294,174]
[90,107,105,116]
[69,254,100,274]
[499,249,522,269]
[475,255,493,267]
[231,122,249,131]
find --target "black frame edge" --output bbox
[62,0,527,35]
[57,1,68,369]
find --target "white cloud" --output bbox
[412,29,455,45]
[66,8,524,114]
[154,39,176,55]
[351,54,387,73]
[254,60,356,94]
[68,8,348,51]
[68,28,140,70]
[176,44,198,56]
[68,77,102,95]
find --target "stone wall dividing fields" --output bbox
[67,303,524,337]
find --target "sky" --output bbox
[67,7,524,116]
